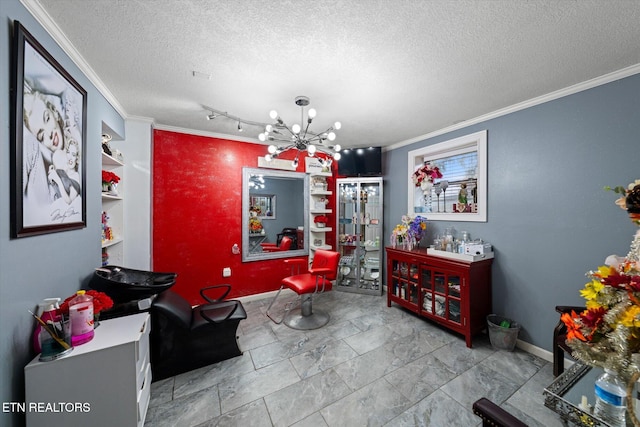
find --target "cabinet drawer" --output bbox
[137,363,152,426]
[136,317,150,372]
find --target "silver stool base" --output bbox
[284,309,329,330]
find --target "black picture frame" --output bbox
[10,21,87,238]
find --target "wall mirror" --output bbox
[407,130,487,222]
[242,167,309,261]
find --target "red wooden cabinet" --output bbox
[386,247,493,347]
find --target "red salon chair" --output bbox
[260,236,293,252]
[266,250,340,330]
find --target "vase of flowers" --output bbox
[412,162,442,212]
[101,170,120,194]
[391,215,428,250]
[562,179,640,424]
[59,290,114,329]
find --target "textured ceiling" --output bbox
[28,0,640,149]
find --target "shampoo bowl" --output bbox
[89,266,177,303]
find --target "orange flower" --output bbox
[561,311,587,342]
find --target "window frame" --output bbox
[407,130,487,222]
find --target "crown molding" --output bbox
[387,63,640,151]
[153,124,267,146]
[20,0,127,119]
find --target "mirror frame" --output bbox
[407,130,487,222]
[242,167,309,262]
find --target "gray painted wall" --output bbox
[384,73,640,352]
[0,1,124,425]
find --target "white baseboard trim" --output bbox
[235,288,297,303]
[235,289,565,366]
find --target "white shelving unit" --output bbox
[309,172,333,261]
[101,151,124,265]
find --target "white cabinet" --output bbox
[101,151,124,265]
[309,172,333,263]
[336,177,383,295]
[25,313,151,427]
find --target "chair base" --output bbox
[284,309,330,330]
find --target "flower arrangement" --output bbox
[562,179,640,380]
[390,215,427,250]
[412,162,442,188]
[101,170,120,185]
[314,215,329,226]
[59,290,114,318]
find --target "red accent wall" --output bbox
[152,129,336,305]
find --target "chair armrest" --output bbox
[200,301,240,324]
[200,284,231,303]
[309,267,332,276]
[472,398,527,427]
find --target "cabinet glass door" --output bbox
[336,178,383,294]
[389,259,419,307]
[421,266,462,325]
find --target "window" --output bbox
[407,130,487,222]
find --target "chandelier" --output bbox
[205,96,342,167]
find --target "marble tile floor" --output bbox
[144,291,565,427]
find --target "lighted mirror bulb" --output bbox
[268,145,277,154]
[265,124,273,132]
[333,152,341,161]
[327,132,336,141]
[292,124,301,134]
[307,145,317,155]
[308,108,317,119]
[333,144,341,152]
[269,110,278,120]
[265,154,273,162]
[258,133,266,142]
[334,121,342,130]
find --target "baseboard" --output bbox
[236,288,297,303]
[236,289,564,366]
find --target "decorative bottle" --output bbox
[593,368,627,427]
[69,290,94,346]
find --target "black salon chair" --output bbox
[277,227,299,250]
[473,398,527,427]
[150,284,247,381]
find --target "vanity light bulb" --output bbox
[265,154,273,161]
[308,108,317,119]
[327,132,336,141]
[307,145,317,155]
[258,133,266,142]
[268,145,277,154]
[333,144,341,152]
[333,152,341,161]
[334,121,342,130]
[292,124,301,134]
[265,124,273,132]
[269,110,278,120]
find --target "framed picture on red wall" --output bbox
[10,21,87,238]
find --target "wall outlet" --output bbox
[222,267,231,277]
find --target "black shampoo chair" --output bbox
[150,285,246,381]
